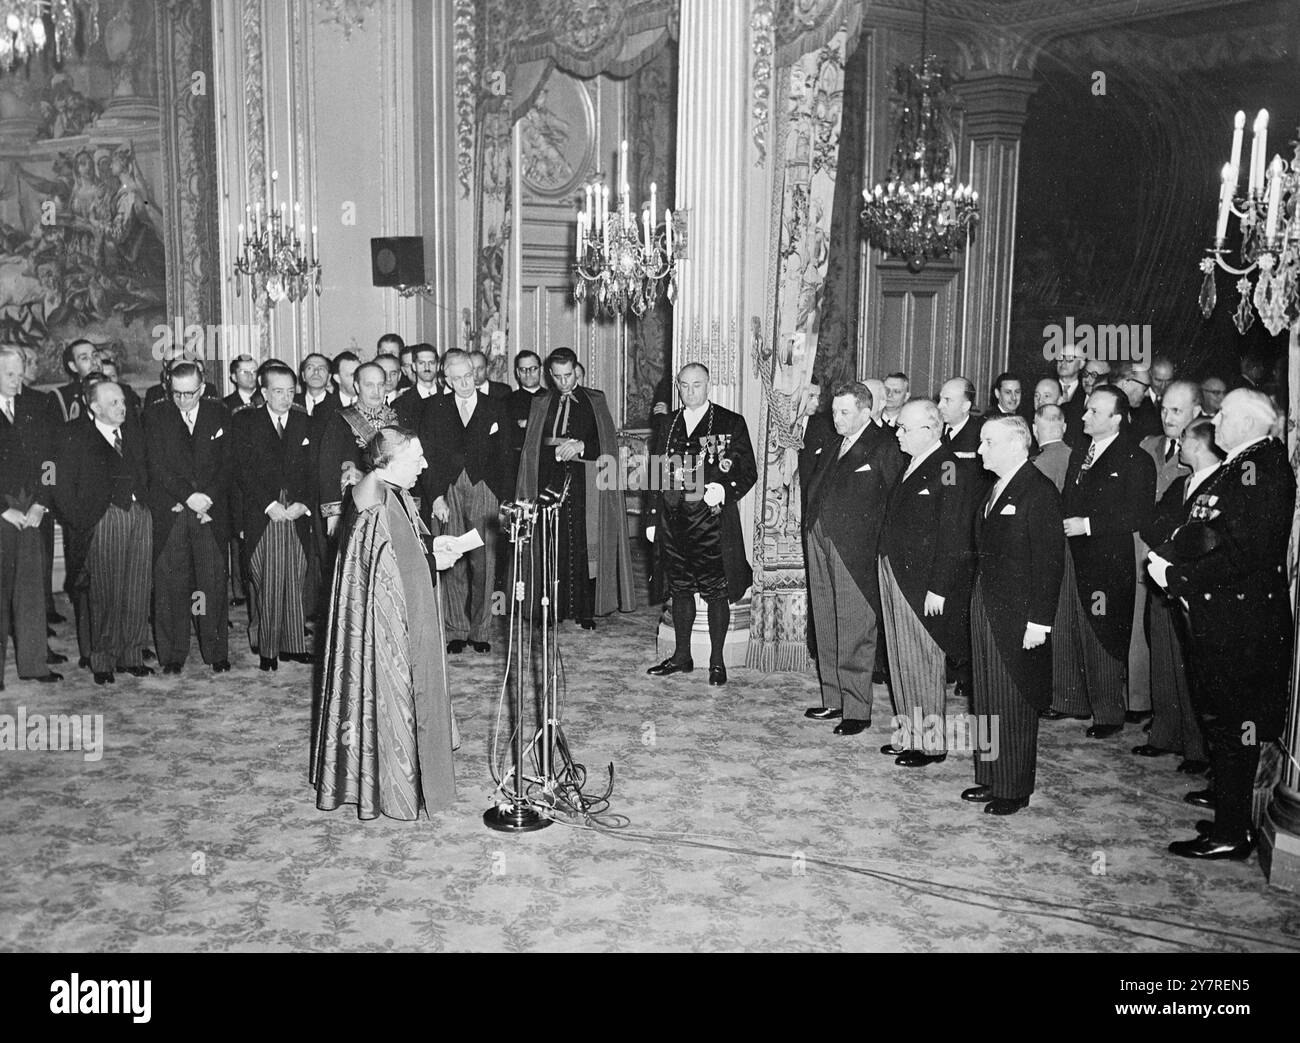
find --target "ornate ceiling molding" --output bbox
[1047,25,1293,73]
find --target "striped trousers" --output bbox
[806,520,874,721]
[1127,535,1151,712]
[86,504,152,673]
[971,580,1039,799]
[1055,551,1127,725]
[1050,552,1088,715]
[248,520,307,658]
[438,471,497,644]
[878,556,947,752]
[1147,592,1206,759]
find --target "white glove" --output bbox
[703,483,725,508]
[645,525,656,544]
[1146,551,1171,590]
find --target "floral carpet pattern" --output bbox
[2,599,1299,952]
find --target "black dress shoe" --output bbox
[162,663,184,675]
[1178,759,1210,775]
[1086,723,1123,739]
[832,718,870,736]
[125,665,154,677]
[259,656,278,672]
[211,660,231,673]
[805,706,842,720]
[1168,836,1253,861]
[280,652,313,664]
[46,651,68,664]
[78,656,91,669]
[646,657,693,676]
[708,665,727,686]
[93,671,114,685]
[1184,788,1215,808]
[470,641,490,653]
[880,743,904,756]
[1125,709,1153,724]
[19,672,61,683]
[985,796,1029,815]
[1132,743,1172,757]
[1194,820,1255,843]
[1041,708,1090,721]
[578,619,595,630]
[47,610,66,624]
[446,640,466,654]
[961,785,994,803]
[896,750,947,767]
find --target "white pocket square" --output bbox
[212,428,223,439]
[814,447,823,455]
[301,437,310,446]
[917,488,931,495]
[855,463,872,472]
[999,503,1016,515]
[955,451,976,459]
[489,421,499,435]
[1108,471,1119,478]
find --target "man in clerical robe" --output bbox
[516,346,635,627]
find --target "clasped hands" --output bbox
[266,501,309,523]
[431,534,463,571]
[554,439,585,462]
[0,505,43,530]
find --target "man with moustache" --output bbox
[394,344,441,429]
[54,380,154,685]
[1148,390,1293,860]
[801,383,902,735]
[962,416,1065,816]
[0,346,61,686]
[231,364,316,671]
[1057,385,1157,738]
[877,398,972,762]
[1129,380,1199,742]
[644,363,754,685]
[144,361,232,674]
[54,338,100,422]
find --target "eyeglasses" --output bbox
[896,423,933,434]
[171,389,202,399]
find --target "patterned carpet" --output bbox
[2,597,1299,953]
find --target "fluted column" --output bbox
[953,71,1037,396]
[658,0,771,665]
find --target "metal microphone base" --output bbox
[483,802,552,833]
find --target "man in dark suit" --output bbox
[937,377,980,460]
[1055,343,1086,447]
[54,380,154,685]
[0,346,60,686]
[471,349,512,403]
[1149,390,1294,860]
[144,358,219,408]
[96,356,143,418]
[800,383,903,735]
[295,353,339,422]
[53,338,101,422]
[1057,385,1156,738]
[394,344,442,429]
[231,364,316,671]
[144,362,232,674]
[418,350,511,652]
[644,363,756,686]
[1116,364,1162,441]
[315,362,394,539]
[878,398,971,760]
[990,371,1031,422]
[223,354,264,412]
[962,415,1065,815]
[506,350,544,481]
[1139,419,1219,776]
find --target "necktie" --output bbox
[112,428,123,456]
[1,396,12,423]
[1075,441,1096,484]
[458,396,472,425]
[984,481,1001,519]
[837,434,853,460]
[1165,438,1178,462]
[184,409,195,434]
[276,414,285,440]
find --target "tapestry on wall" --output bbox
[0,0,187,390]
[747,28,849,673]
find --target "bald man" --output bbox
[1149,390,1294,860]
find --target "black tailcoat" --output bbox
[230,405,315,559]
[143,397,232,556]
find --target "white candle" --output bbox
[650,181,657,230]
[1265,155,1284,243]
[1229,111,1245,189]
[601,186,609,249]
[620,140,628,198]
[576,210,585,259]
[1215,163,1235,244]
[643,207,651,255]
[238,221,244,245]
[310,224,317,261]
[665,208,673,259]
[1250,110,1268,195]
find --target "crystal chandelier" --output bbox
[234,169,321,309]
[1198,109,1299,337]
[573,139,677,319]
[0,0,97,71]
[860,1,978,273]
